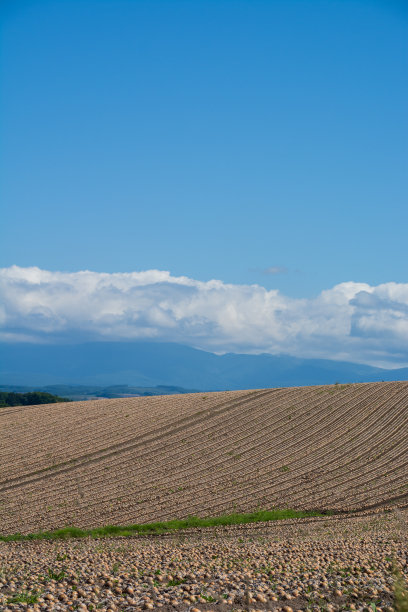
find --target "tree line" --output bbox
[0,391,69,408]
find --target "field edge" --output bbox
[0,508,330,542]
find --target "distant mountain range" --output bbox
[1,341,407,392]
[0,383,197,401]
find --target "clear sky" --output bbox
[1,1,408,368]
[1,0,407,298]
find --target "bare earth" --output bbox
[1,382,407,535]
[1,382,407,610]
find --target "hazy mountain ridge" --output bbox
[0,384,197,401]
[1,341,407,391]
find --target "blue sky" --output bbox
[1,1,408,366]
[1,0,407,298]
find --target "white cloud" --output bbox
[263,266,288,275]
[263,266,288,276]
[1,266,408,367]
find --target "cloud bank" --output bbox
[1,266,408,368]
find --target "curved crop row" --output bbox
[0,382,407,535]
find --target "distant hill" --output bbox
[0,384,197,401]
[1,341,407,390]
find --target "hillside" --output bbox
[1,381,407,536]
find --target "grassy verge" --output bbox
[0,509,328,542]
[393,563,408,612]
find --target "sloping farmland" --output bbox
[1,381,407,535]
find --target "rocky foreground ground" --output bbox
[0,510,407,612]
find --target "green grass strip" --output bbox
[0,509,329,542]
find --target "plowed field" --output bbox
[1,381,408,535]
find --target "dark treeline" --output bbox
[0,391,69,408]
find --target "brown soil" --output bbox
[1,382,407,535]
[0,509,407,611]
